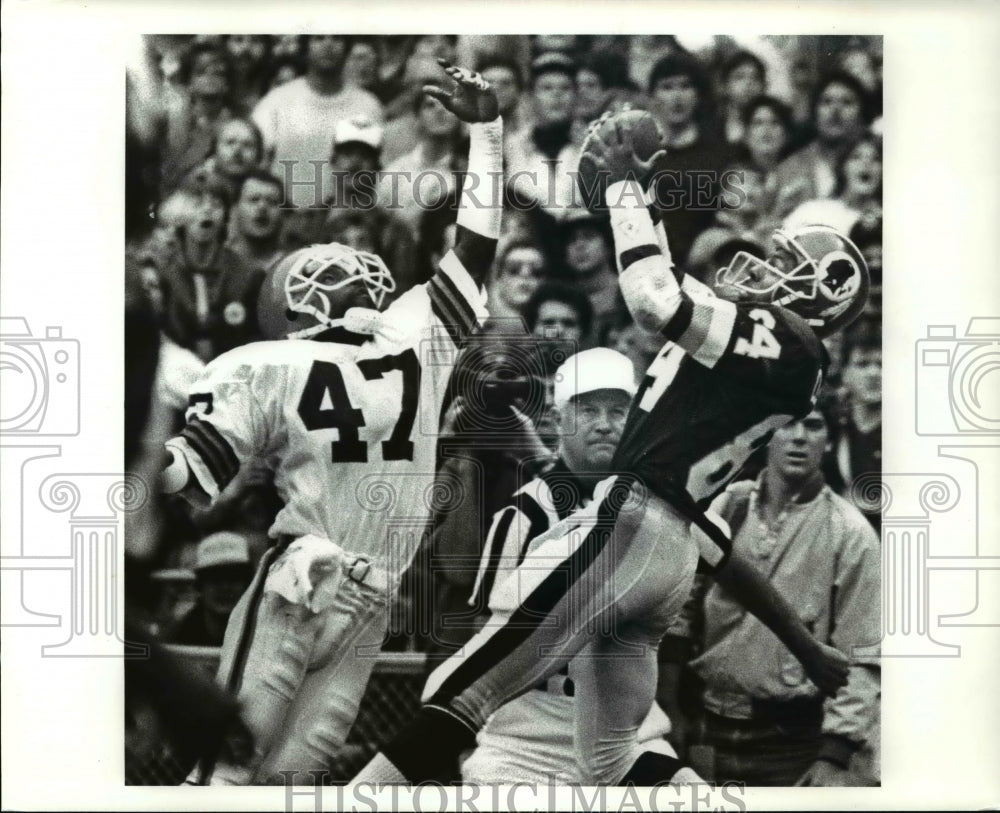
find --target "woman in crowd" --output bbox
[739,94,795,174]
[783,132,882,234]
[181,117,265,203]
[718,49,768,146]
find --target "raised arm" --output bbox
[582,121,690,329]
[423,60,503,288]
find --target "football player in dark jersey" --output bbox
[350,114,869,788]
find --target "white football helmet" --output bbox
[258,242,396,340]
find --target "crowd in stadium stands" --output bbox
[125,33,882,785]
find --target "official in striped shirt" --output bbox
[462,348,678,784]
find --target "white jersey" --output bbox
[168,251,486,588]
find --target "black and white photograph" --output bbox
[1,3,998,811]
[121,30,884,792]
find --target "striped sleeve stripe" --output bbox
[479,507,519,606]
[191,417,240,481]
[619,243,661,272]
[673,298,737,368]
[430,252,479,342]
[659,293,694,342]
[180,424,226,488]
[513,492,553,562]
[428,481,626,708]
[428,276,463,334]
[181,417,239,490]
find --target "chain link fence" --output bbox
[125,647,427,785]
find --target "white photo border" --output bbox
[2,0,999,810]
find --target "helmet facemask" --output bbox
[283,243,396,339]
[716,226,869,336]
[716,230,819,307]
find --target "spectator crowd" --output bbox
[125,33,882,787]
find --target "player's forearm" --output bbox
[644,191,684,286]
[432,454,485,589]
[712,547,817,665]
[607,179,683,333]
[452,118,503,287]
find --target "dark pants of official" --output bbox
[694,705,822,787]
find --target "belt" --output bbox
[703,689,824,726]
[272,535,392,597]
[345,554,392,594]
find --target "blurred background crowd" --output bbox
[124,33,882,785]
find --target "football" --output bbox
[576,109,665,211]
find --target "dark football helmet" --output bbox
[716,224,870,337]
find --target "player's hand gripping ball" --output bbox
[577,109,665,210]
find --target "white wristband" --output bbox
[608,179,659,257]
[644,187,674,267]
[457,117,504,240]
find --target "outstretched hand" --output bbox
[423,59,499,124]
[585,117,666,185]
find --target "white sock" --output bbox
[348,751,408,786]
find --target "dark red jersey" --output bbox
[612,294,825,510]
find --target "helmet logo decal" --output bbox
[818,250,859,301]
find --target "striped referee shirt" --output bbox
[470,458,596,610]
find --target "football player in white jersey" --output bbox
[162,59,503,785]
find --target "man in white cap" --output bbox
[323,117,417,293]
[460,347,678,784]
[167,532,253,648]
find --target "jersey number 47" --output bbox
[297,349,421,463]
